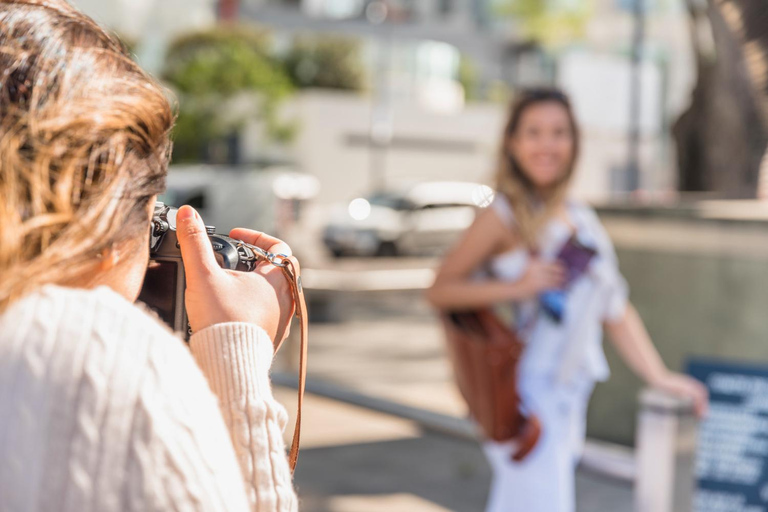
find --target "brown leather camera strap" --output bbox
[236,240,308,474]
[280,258,308,474]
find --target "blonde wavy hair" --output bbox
[0,0,174,311]
[495,88,580,249]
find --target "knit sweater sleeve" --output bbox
[0,286,297,512]
[188,323,298,512]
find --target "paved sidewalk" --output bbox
[274,315,634,511]
[276,317,464,417]
[277,388,633,512]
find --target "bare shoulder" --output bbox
[436,206,519,279]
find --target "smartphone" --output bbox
[540,235,598,323]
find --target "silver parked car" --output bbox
[323,181,495,257]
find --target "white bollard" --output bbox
[635,388,698,512]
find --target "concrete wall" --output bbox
[272,90,506,204]
[70,0,215,41]
[587,204,768,446]
[69,0,216,73]
[273,90,676,207]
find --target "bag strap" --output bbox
[484,248,540,339]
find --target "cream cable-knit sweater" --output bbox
[0,284,298,512]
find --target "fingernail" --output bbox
[177,206,195,222]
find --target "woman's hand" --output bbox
[518,258,566,298]
[605,305,709,419]
[652,371,709,418]
[176,205,296,348]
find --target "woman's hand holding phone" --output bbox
[175,205,296,348]
[518,259,566,298]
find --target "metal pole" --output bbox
[635,388,698,512]
[628,0,646,193]
[367,1,393,193]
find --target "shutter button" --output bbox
[205,226,216,235]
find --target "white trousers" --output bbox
[482,377,594,512]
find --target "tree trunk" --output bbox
[674,0,768,199]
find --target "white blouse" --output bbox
[488,194,629,387]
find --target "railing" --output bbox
[635,389,698,512]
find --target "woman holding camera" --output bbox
[427,89,708,512]
[0,1,298,510]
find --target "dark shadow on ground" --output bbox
[293,430,634,512]
[294,433,490,512]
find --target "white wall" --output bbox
[69,0,216,39]
[271,90,505,205]
[558,51,674,197]
[569,0,698,195]
[265,89,648,206]
[69,0,216,72]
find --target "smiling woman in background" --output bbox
[427,89,708,512]
[0,1,298,510]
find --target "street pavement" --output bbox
[274,311,634,511]
[276,387,633,512]
[278,216,634,510]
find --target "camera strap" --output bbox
[235,240,308,474]
[278,257,308,474]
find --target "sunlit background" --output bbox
[69,1,768,510]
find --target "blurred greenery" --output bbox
[495,0,593,47]
[163,25,296,163]
[283,35,365,91]
[487,80,514,104]
[458,54,480,102]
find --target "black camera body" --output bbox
[138,202,258,339]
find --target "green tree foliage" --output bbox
[163,25,296,162]
[283,35,365,91]
[458,54,480,102]
[496,0,593,47]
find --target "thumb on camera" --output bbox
[176,205,219,284]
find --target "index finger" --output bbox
[229,228,292,257]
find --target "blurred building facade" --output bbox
[238,0,696,204]
[70,0,217,73]
[558,0,696,200]
[242,0,523,100]
[70,0,697,205]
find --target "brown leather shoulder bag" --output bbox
[442,308,541,461]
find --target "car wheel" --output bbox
[376,241,398,257]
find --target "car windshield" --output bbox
[367,192,412,211]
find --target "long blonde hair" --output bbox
[495,88,580,249]
[0,0,174,311]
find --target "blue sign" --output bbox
[688,359,768,512]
